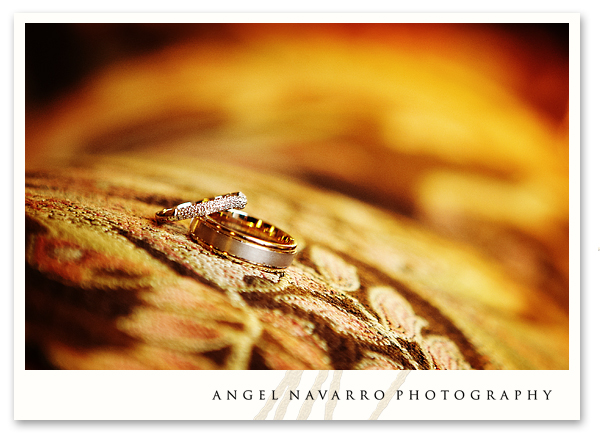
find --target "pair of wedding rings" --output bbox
[155,192,297,270]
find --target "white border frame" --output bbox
[13,13,580,421]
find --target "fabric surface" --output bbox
[24,23,569,370]
[25,154,567,370]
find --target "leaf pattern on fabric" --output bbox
[423,335,472,370]
[117,308,236,352]
[368,286,428,339]
[276,294,391,346]
[255,309,331,370]
[309,245,361,292]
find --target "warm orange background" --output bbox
[24,23,570,369]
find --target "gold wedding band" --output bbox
[155,192,247,223]
[189,209,297,270]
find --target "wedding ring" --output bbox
[189,209,297,270]
[155,192,247,222]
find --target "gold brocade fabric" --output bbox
[24,24,569,370]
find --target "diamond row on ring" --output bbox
[156,192,247,222]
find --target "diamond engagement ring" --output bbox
[155,192,247,223]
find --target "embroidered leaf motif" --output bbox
[277,294,391,345]
[286,265,377,323]
[117,308,235,353]
[255,309,331,370]
[27,233,158,290]
[423,335,471,370]
[310,246,361,292]
[368,286,428,339]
